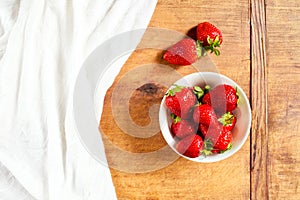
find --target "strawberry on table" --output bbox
[196,22,223,56]
[165,85,197,119]
[163,38,203,65]
[171,115,196,139]
[202,84,238,114]
[176,134,204,158]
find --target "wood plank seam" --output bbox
[250,0,269,199]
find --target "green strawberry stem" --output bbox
[204,35,221,56]
[219,143,233,154]
[218,112,235,126]
[196,40,206,58]
[203,85,211,95]
[194,102,202,107]
[201,149,212,157]
[166,84,184,96]
[193,86,204,99]
[171,113,181,123]
[200,139,214,157]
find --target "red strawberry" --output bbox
[165,86,197,119]
[202,84,238,114]
[176,134,203,158]
[205,126,233,152]
[171,116,196,138]
[218,112,237,132]
[193,104,218,127]
[198,124,217,139]
[212,129,233,152]
[163,38,202,65]
[196,22,222,56]
[198,124,208,138]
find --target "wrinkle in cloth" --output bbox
[0,0,157,199]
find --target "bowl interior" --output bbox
[159,72,252,162]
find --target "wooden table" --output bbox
[100,0,300,199]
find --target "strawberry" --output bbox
[198,124,213,138]
[193,104,218,127]
[202,84,238,114]
[196,22,222,56]
[218,112,237,132]
[171,115,196,138]
[212,129,233,152]
[176,134,203,158]
[198,123,207,138]
[165,85,197,119]
[204,126,233,152]
[163,38,202,65]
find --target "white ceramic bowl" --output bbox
[159,72,252,162]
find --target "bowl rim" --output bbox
[159,72,252,163]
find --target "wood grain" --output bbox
[250,0,269,199]
[99,0,251,199]
[265,0,300,199]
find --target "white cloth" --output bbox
[0,0,157,199]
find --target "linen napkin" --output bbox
[0,0,157,199]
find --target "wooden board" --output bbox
[99,0,251,199]
[98,0,300,199]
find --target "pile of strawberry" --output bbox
[165,84,239,158]
[163,22,222,65]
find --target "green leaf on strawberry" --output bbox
[204,35,221,56]
[196,40,206,57]
[193,86,204,99]
[219,143,233,154]
[200,139,214,157]
[171,113,181,123]
[166,84,184,96]
[218,112,235,126]
[204,85,211,93]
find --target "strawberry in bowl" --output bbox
[159,72,251,162]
